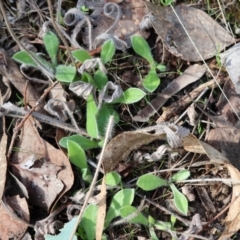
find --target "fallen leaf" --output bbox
[182,133,240,239]
[220,42,240,94]
[0,195,29,239]
[11,117,74,210]
[144,1,235,61]
[133,64,206,122]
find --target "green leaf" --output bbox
[137,174,167,191]
[119,205,148,226]
[148,215,156,225]
[154,220,171,231]
[100,39,115,64]
[59,135,99,150]
[143,69,160,93]
[80,204,98,240]
[156,64,166,72]
[94,70,108,90]
[67,140,87,169]
[12,51,38,67]
[81,168,93,183]
[105,189,135,228]
[45,217,78,240]
[161,0,174,6]
[43,31,59,66]
[114,88,146,104]
[86,94,99,138]
[72,49,91,63]
[149,226,159,240]
[171,170,190,182]
[170,183,188,216]
[105,172,121,186]
[131,35,155,64]
[55,65,76,83]
[96,104,119,136]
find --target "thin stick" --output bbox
[69,116,115,240]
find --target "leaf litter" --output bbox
[0,0,240,239]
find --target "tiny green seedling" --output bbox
[71,39,146,138]
[137,169,190,215]
[131,35,166,92]
[160,0,175,6]
[13,31,76,83]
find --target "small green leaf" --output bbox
[114,88,146,104]
[72,49,91,63]
[143,69,160,92]
[119,205,148,226]
[67,140,87,169]
[105,172,121,186]
[156,64,166,72]
[154,220,171,231]
[12,51,38,67]
[81,168,93,183]
[148,215,156,225]
[80,204,98,240]
[131,35,154,64]
[94,70,108,90]
[43,31,59,66]
[170,183,188,216]
[149,226,159,240]
[96,104,119,136]
[86,94,99,138]
[45,217,78,240]
[55,65,76,83]
[105,189,135,228]
[171,170,190,182]
[161,0,174,6]
[137,174,167,191]
[59,135,99,150]
[100,39,115,64]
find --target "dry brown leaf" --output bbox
[96,177,107,240]
[102,131,166,173]
[11,117,74,210]
[182,134,240,238]
[206,80,240,169]
[133,64,206,122]
[144,1,235,61]
[0,195,29,239]
[0,48,44,112]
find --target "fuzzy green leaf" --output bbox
[119,205,148,226]
[105,189,135,228]
[143,69,160,92]
[170,183,188,216]
[86,94,99,138]
[12,51,38,67]
[137,174,167,191]
[131,35,155,64]
[55,65,76,83]
[94,70,108,90]
[101,39,115,64]
[43,31,59,66]
[72,49,91,63]
[67,140,87,169]
[156,64,166,72]
[114,88,146,104]
[105,172,121,186]
[59,135,99,150]
[80,204,98,240]
[96,104,119,136]
[171,170,190,182]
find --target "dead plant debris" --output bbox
[0,0,240,239]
